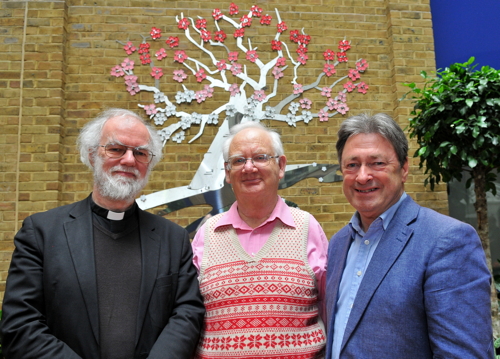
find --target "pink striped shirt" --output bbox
[191,196,328,306]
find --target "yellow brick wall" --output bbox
[0,0,447,301]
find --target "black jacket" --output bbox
[1,195,205,359]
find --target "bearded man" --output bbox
[1,108,205,359]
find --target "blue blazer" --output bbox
[325,196,493,359]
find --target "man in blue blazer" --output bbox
[1,109,205,358]
[325,113,493,358]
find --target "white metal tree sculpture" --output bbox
[110,3,369,233]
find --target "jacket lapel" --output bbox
[64,197,100,344]
[341,196,419,351]
[326,227,353,330]
[135,210,161,344]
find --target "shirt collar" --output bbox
[215,195,296,230]
[350,192,407,235]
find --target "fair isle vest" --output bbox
[195,207,326,359]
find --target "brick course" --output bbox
[0,0,446,302]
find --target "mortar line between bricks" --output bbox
[15,1,28,233]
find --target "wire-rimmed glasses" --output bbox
[225,154,279,170]
[100,144,154,164]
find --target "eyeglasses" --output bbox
[225,154,279,170]
[100,144,155,164]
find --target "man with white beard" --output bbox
[1,108,205,359]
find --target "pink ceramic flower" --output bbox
[338,39,351,51]
[144,104,157,115]
[290,30,300,43]
[155,48,167,60]
[277,21,287,33]
[272,66,283,79]
[337,52,348,63]
[240,15,252,27]
[252,89,266,102]
[124,75,137,86]
[127,83,140,95]
[296,45,308,55]
[336,92,347,102]
[150,27,161,40]
[343,81,355,92]
[299,34,311,45]
[319,109,329,122]
[195,68,207,82]
[356,58,369,71]
[293,83,303,95]
[348,68,360,81]
[204,85,214,97]
[140,53,151,65]
[138,43,150,54]
[229,2,239,15]
[201,30,211,42]
[216,60,227,71]
[234,28,245,38]
[326,98,336,111]
[357,82,369,94]
[271,40,282,51]
[323,49,335,61]
[150,67,163,80]
[276,57,286,66]
[214,30,227,43]
[110,65,124,77]
[165,36,179,48]
[246,50,258,63]
[173,69,187,82]
[299,98,312,109]
[121,58,134,71]
[323,63,336,77]
[229,83,240,96]
[123,41,136,55]
[212,8,223,21]
[297,53,308,65]
[230,63,242,75]
[195,18,207,29]
[321,87,332,98]
[195,91,207,103]
[178,18,189,30]
[260,14,272,25]
[251,5,263,17]
[336,102,349,114]
[228,52,238,62]
[174,50,188,63]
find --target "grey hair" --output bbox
[336,113,408,167]
[77,108,163,169]
[222,121,284,162]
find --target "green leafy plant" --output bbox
[402,56,500,336]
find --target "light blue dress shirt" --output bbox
[331,192,407,359]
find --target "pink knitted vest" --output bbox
[195,207,326,359]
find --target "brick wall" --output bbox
[0,0,447,301]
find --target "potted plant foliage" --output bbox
[402,56,500,336]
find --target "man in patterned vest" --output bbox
[192,121,328,359]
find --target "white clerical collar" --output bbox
[107,210,125,221]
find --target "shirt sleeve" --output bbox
[191,222,206,275]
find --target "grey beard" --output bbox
[93,157,149,201]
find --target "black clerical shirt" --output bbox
[91,198,142,359]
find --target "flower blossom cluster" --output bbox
[110,2,370,141]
